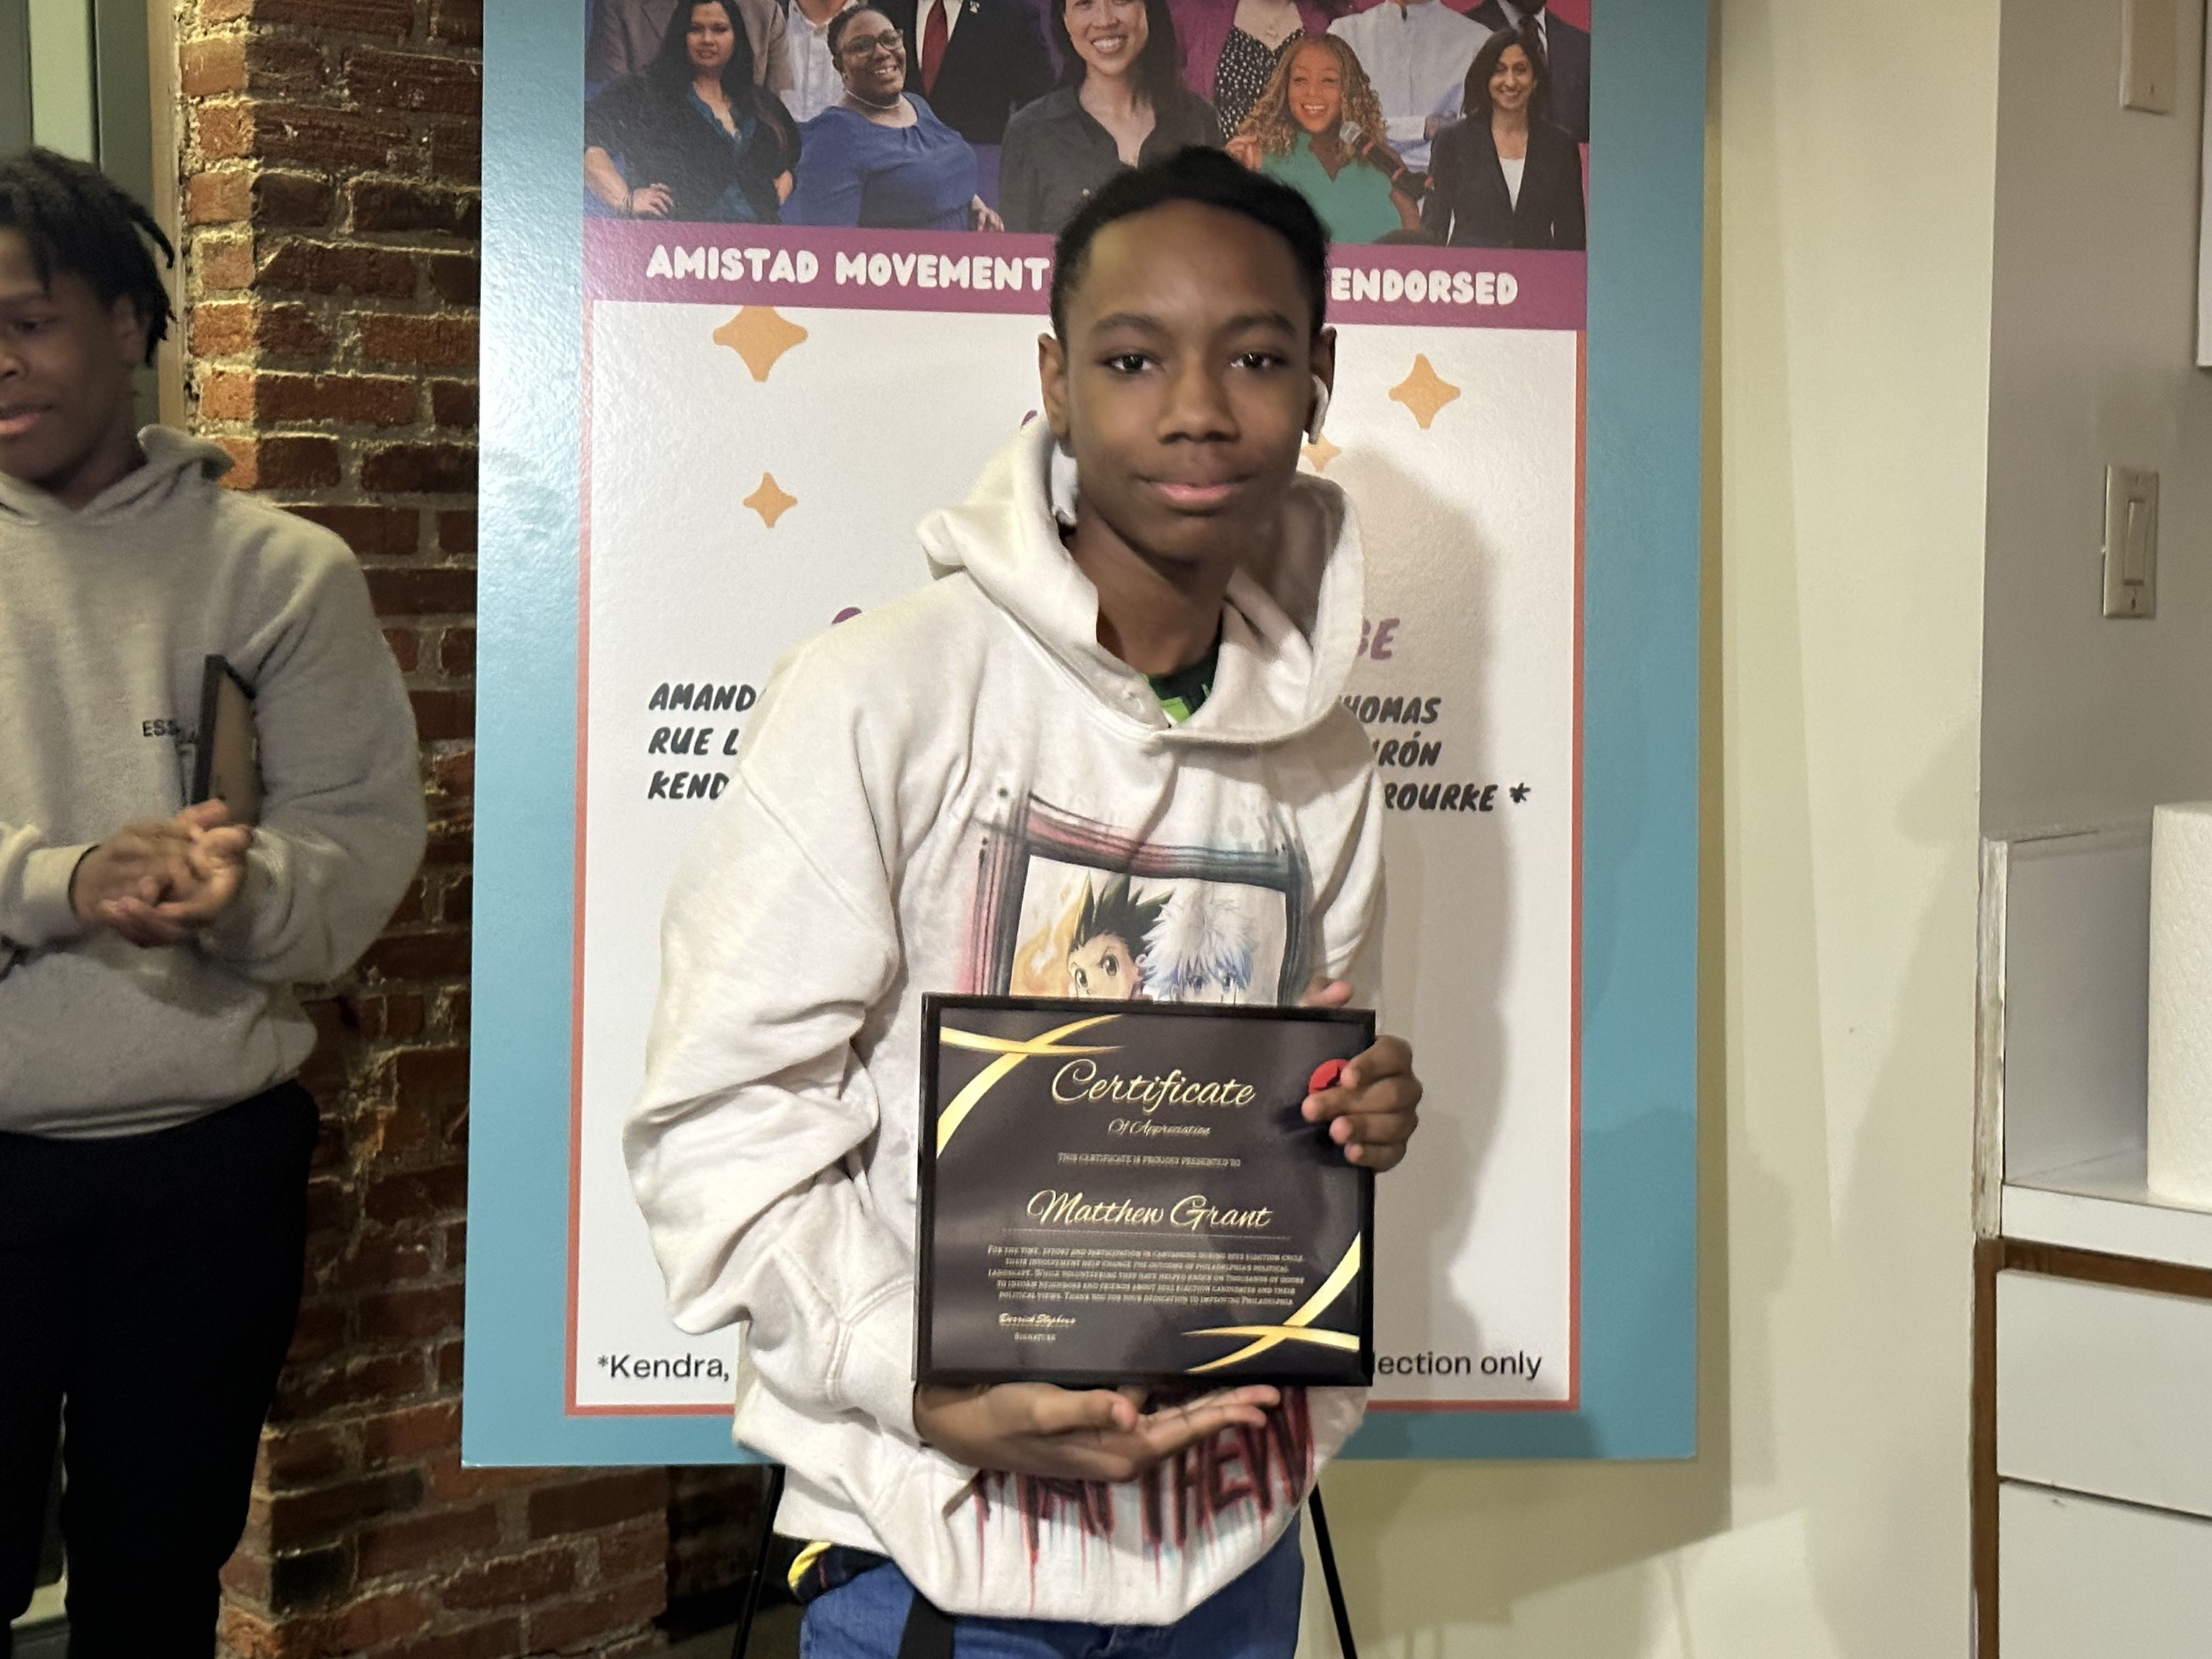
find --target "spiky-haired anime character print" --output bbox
[1065,873,1167,1000]
[1143,883,1261,1004]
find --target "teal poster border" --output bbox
[464,0,1705,1465]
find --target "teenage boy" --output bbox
[628,148,1421,1654]
[0,149,426,1656]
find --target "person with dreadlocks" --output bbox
[0,148,425,1655]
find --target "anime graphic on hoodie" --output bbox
[988,798,1305,1007]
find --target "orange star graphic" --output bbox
[1389,354,1461,430]
[1302,433,1342,471]
[713,308,809,381]
[743,473,797,528]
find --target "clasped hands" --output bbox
[69,800,255,947]
[914,975,1422,1480]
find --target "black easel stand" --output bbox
[729,1463,1360,1658]
[1307,1485,1360,1659]
[730,1463,787,1659]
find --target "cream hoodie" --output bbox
[625,420,1384,1621]
[0,430,426,1136]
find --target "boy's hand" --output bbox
[72,802,255,947]
[1299,977,1423,1171]
[913,1382,1279,1482]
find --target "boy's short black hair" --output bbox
[1050,148,1330,341]
[0,148,176,365]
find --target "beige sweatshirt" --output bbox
[0,430,426,1137]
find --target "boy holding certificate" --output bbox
[628,148,1423,1654]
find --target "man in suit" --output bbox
[874,0,1056,146]
[588,0,792,95]
[1466,0,1586,142]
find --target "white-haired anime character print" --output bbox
[1141,882,1263,1005]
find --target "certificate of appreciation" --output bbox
[917,995,1376,1387]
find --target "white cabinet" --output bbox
[1999,1484,2212,1659]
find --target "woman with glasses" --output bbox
[584,0,802,222]
[996,0,1222,235]
[784,5,1004,229]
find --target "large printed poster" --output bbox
[470,0,1702,1464]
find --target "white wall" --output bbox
[1301,0,1996,1650]
[1979,0,2212,834]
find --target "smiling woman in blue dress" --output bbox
[784,5,1005,229]
[585,0,802,222]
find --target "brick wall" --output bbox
[170,3,704,1654]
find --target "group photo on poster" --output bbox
[563,0,1593,1425]
[580,0,1586,249]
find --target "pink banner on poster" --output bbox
[584,220,1586,332]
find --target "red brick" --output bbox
[259,1425,354,1488]
[431,748,475,798]
[355,1503,498,1578]
[441,874,473,925]
[357,1282,466,1344]
[218,435,341,490]
[180,36,247,97]
[430,0,483,46]
[257,170,336,228]
[226,370,417,426]
[430,122,481,183]
[198,233,255,291]
[360,1160,470,1224]
[266,1471,427,1550]
[360,442,476,494]
[430,380,476,429]
[436,509,476,553]
[330,1232,435,1295]
[426,252,478,306]
[291,503,419,558]
[255,103,414,169]
[196,101,252,161]
[409,689,475,742]
[270,1350,428,1425]
[424,1449,548,1504]
[381,1616,523,1659]
[383,625,420,673]
[245,37,330,95]
[593,1517,668,1581]
[396,1045,470,1094]
[349,180,479,237]
[194,300,332,359]
[436,1338,465,1387]
[258,240,418,299]
[348,990,429,1042]
[359,314,477,367]
[285,1298,347,1364]
[523,1572,665,1654]
[359,1400,460,1464]
[526,1472,669,1541]
[346,48,481,115]
[223,0,415,30]
[436,626,475,678]
[442,1545,578,1610]
[187,168,253,224]
[365,566,474,615]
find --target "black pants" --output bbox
[0,1085,318,1658]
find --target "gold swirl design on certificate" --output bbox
[1182,1238,1365,1374]
[935,1017,1122,1152]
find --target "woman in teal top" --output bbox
[1226,36,1420,244]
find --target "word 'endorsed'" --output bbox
[1330,267,1519,308]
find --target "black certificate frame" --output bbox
[916,994,1378,1391]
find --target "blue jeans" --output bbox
[799,1521,1305,1658]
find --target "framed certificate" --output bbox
[917,995,1376,1389]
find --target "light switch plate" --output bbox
[2121,0,2177,112]
[2103,466,2158,618]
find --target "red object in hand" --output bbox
[1308,1058,1348,1095]
[920,0,949,95]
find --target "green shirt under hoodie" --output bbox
[0,430,426,1138]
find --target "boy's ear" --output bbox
[108,294,148,369]
[1036,331,1073,446]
